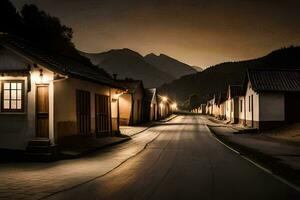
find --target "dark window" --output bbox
[248,96,251,112]
[240,99,243,113]
[1,80,25,112]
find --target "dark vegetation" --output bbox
[0,0,110,76]
[159,46,300,104]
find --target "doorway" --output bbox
[36,85,49,138]
[76,90,91,134]
[95,94,110,134]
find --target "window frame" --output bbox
[1,80,25,113]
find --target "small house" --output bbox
[226,85,243,123]
[117,79,144,126]
[206,96,215,115]
[216,92,227,120]
[158,95,170,119]
[0,34,124,151]
[199,104,206,114]
[212,95,220,117]
[239,69,300,130]
[143,88,158,122]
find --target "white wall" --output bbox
[132,85,144,124]
[0,47,56,150]
[54,77,111,138]
[225,99,231,121]
[219,102,226,117]
[259,93,284,121]
[245,81,259,124]
[212,104,218,116]
[119,93,132,125]
[0,76,33,150]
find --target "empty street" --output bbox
[45,115,299,200]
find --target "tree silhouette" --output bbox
[0,1,92,65]
[0,0,23,35]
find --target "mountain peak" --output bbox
[81,49,174,88]
[144,53,197,79]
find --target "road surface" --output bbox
[46,115,300,200]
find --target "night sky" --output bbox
[12,0,300,69]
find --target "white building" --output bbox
[226,85,243,124]
[215,92,227,120]
[0,34,123,152]
[144,88,158,121]
[239,69,300,130]
[206,96,215,115]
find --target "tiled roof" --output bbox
[227,85,243,98]
[145,88,156,102]
[116,79,143,93]
[248,69,300,92]
[0,33,122,89]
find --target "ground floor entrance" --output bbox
[36,85,49,138]
[95,94,110,135]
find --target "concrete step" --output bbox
[28,138,51,146]
[26,139,58,161]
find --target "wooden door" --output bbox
[251,95,254,127]
[36,85,49,138]
[95,94,109,134]
[137,100,141,123]
[76,90,91,134]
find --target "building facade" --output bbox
[0,34,123,151]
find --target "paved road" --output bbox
[46,115,300,200]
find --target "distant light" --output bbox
[160,103,164,108]
[162,96,167,102]
[171,103,177,109]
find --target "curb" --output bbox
[60,137,131,159]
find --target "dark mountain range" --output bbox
[82,49,200,88]
[144,53,199,79]
[81,49,175,88]
[158,46,300,103]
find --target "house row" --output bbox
[206,69,300,130]
[117,79,174,126]
[0,33,175,152]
